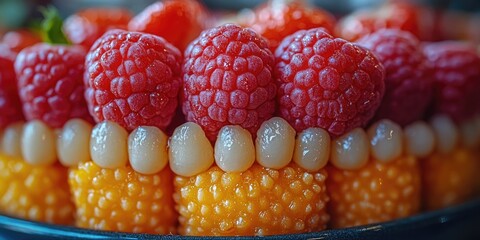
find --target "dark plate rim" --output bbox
[1,198,479,239]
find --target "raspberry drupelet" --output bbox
[182,24,277,141]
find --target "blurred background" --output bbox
[1,0,479,29]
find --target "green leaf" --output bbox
[39,6,70,45]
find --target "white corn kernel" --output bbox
[169,122,214,177]
[475,115,480,148]
[128,126,168,175]
[293,128,330,172]
[255,117,295,169]
[331,128,369,170]
[459,118,479,149]
[368,119,403,162]
[57,119,92,167]
[21,120,57,166]
[1,122,24,158]
[214,125,255,172]
[404,121,436,158]
[90,121,128,169]
[430,115,458,154]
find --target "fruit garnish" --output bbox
[242,0,336,51]
[84,29,182,131]
[337,1,431,42]
[274,27,385,137]
[0,153,74,225]
[0,50,24,129]
[174,163,329,236]
[13,7,92,128]
[327,155,421,228]
[128,0,208,52]
[69,161,177,234]
[14,43,91,128]
[1,29,41,53]
[357,29,433,126]
[63,8,133,48]
[423,41,480,123]
[182,24,276,141]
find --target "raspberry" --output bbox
[356,29,433,126]
[14,43,92,128]
[423,41,480,122]
[242,0,336,51]
[0,53,24,128]
[63,8,133,48]
[1,29,41,53]
[128,0,208,52]
[84,30,182,131]
[337,2,431,42]
[0,154,74,225]
[274,28,385,137]
[327,155,421,228]
[421,148,478,211]
[174,163,329,236]
[182,24,276,141]
[69,161,177,233]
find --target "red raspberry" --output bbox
[337,2,433,42]
[84,30,182,131]
[14,43,92,128]
[356,29,433,126]
[275,28,385,137]
[423,41,480,122]
[0,50,24,128]
[182,24,276,141]
[128,0,208,52]
[63,8,133,49]
[1,29,41,53]
[242,0,336,52]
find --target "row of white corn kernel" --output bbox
[1,114,479,176]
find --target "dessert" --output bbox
[0,0,479,237]
[421,40,480,210]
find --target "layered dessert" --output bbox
[0,0,479,236]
